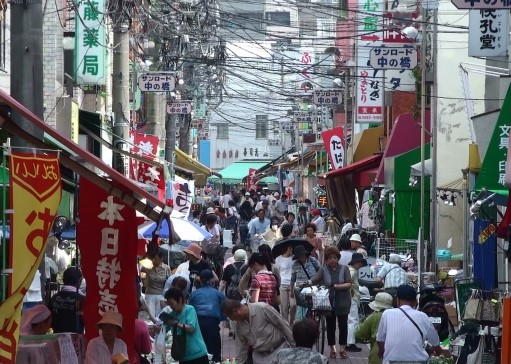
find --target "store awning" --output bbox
[410,159,433,177]
[352,126,384,163]
[375,111,431,185]
[212,161,267,184]
[257,147,295,175]
[325,154,383,223]
[0,89,168,222]
[175,148,220,187]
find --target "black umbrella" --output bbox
[272,238,314,259]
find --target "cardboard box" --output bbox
[438,260,463,269]
[446,304,458,326]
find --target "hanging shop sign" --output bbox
[452,0,511,9]
[193,89,207,118]
[321,127,345,170]
[356,0,384,123]
[296,48,315,93]
[74,0,106,85]
[137,72,176,92]
[313,89,343,106]
[468,10,509,57]
[369,46,418,70]
[167,101,192,114]
[294,111,317,133]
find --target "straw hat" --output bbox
[97,311,123,331]
[184,243,202,259]
[369,292,393,312]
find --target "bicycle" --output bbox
[297,285,330,355]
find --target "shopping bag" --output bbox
[312,287,333,311]
[155,325,167,355]
[171,324,187,361]
[479,300,501,326]
[466,336,484,364]
[463,290,482,321]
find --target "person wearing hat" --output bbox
[85,311,128,364]
[184,243,217,290]
[376,285,442,363]
[188,269,226,363]
[255,198,272,219]
[310,209,326,233]
[349,233,367,258]
[346,253,368,353]
[48,266,85,334]
[355,292,394,364]
[20,304,52,336]
[375,255,409,298]
[290,245,320,321]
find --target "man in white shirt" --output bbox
[247,209,271,252]
[376,255,410,297]
[274,194,288,217]
[377,285,442,364]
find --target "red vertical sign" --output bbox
[321,127,345,170]
[247,168,257,191]
[77,178,139,362]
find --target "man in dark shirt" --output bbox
[184,243,217,290]
[48,266,85,333]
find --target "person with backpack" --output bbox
[220,249,248,338]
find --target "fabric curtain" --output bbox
[326,174,357,223]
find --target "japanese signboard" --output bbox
[77,178,138,362]
[247,168,258,191]
[369,46,418,70]
[281,121,295,132]
[74,0,106,85]
[129,132,159,180]
[313,89,343,106]
[193,89,207,118]
[168,177,195,218]
[294,111,317,133]
[297,48,315,93]
[167,101,192,114]
[0,152,61,362]
[356,0,384,123]
[452,0,511,9]
[468,10,509,57]
[321,127,345,170]
[137,73,176,92]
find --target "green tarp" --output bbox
[211,161,267,184]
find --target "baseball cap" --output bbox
[396,285,417,300]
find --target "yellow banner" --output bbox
[0,153,61,363]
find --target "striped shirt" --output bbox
[376,305,440,364]
[291,257,320,284]
[250,271,277,304]
[376,263,409,289]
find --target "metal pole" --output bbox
[344,71,349,166]
[165,101,177,180]
[419,4,427,277]
[112,23,130,176]
[462,169,469,278]
[429,9,439,276]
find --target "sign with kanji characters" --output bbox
[268,139,281,146]
[74,0,106,85]
[468,10,509,57]
[168,177,195,218]
[137,73,176,92]
[294,111,317,133]
[0,152,61,362]
[281,121,295,132]
[369,46,418,70]
[297,48,315,93]
[313,89,343,106]
[321,127,345,170]
[357,0,384,44]
[191,118,208,129]
[452,0,511,9]
[77,178,138,362]
[167,101,192,114]
[129,132,159,181]
[193,89,207,118]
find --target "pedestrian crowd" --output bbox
[18,189,442,364]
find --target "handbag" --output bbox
[171,324,187,361]
[312,286,333,311]
[478,299,501,326]
[463,290,482,322]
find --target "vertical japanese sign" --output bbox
[321,127,345,170]
[468,10,509,57]
[129,133,164,199]
[356,0,384,123]
[247,168,257,191]
[193,89,207,118]
[0,152,61,363]
[297,48,315,93]
[77,178,138,362]
[170,177,195,218]
[74,0,106,85]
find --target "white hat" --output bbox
[234,249,247,262]
[245,192,251,196]
[350,233,362,243]
[97,311,124,331]
[20,304,51,335]
[273,192,280,197]
[369,292,394,312]
[206,207,215,214]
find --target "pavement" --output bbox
[219,323,371,364]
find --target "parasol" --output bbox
[272,238,314,259]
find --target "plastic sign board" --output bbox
[137,73,176,92]
[452,0,511,9]
[74,0,106,85]
[313,89,343,106]
[167,101,192,114]
[294,112,317,133]
[468,10,509,57]
[369,46,418,70]
[321,127,345,170]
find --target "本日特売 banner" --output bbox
[77,178,138,362]
[0,152,61,363]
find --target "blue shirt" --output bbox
[169,305,208,361]
[189,285,226,321]
[248,217,271,237]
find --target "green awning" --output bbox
[211,161,267,184]
[259,176,278,184]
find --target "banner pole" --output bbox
[1,141,7,301]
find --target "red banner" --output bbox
[321,127,345,170]
[129,132,159,179]
[77,178,138,362]
[247,168,257,191]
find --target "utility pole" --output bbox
[111,10,130,175]
[11,1,44,145]
[165,97,177,180]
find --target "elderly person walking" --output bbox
[308,246,352,360]
[355,292,394,364]
[290,245,320,320]
[140,248,170,318]
[222,299,295,364]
